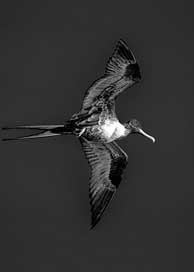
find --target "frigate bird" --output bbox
[2,39,155,228]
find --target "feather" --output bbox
[80,137,128,228]
[81,39,140,111]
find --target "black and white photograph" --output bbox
[0,1,194,271]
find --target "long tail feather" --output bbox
[2,131,61,141]
[1,124,72,141]
[2,124,64,130]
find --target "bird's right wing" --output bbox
[81,39,140,111]
[80,137,128,228]
[105,38,136,77]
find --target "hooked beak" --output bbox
[138,129,155,143]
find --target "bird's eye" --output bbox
[130,119,142,129]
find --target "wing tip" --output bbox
[105,39,137,76]
[89,188,115,228]
[116,38,136,62]
[90,218,100,229]
[117,38,128,47]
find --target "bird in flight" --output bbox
[2,39,155,228]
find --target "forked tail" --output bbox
[1,122,74,141]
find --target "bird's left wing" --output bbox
[81,39,140,111]
[80,137,128,228]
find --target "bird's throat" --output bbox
[100,119,127,142]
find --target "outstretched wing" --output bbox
[105,38,136,76]
[81,39,141,111]
[80,137,128,228]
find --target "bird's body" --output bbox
[70,103,128,143]
[96,118,127,142]
[2,39,155,228]
[78,116,127,143]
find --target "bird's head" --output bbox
[125,119,155,143]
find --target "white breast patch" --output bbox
[101,119,126,140]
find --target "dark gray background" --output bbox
[0,1,194,271]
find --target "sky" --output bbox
[0,1,194,271]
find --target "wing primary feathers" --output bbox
[90,187,115,229]
[80,138,128,228]
[81,39,140,110]
[116,39,136,63]
[105,39,136,76]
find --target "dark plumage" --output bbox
[80,138,128,228]
[2,39,155,228]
